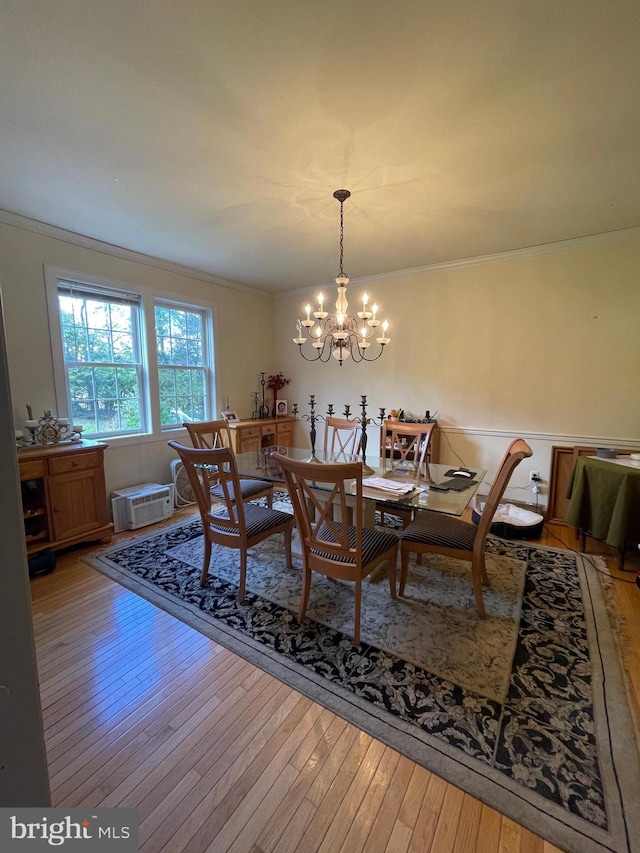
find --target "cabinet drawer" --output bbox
[239,426,261,439]
[19,459,46,480]
[276,422,293,435]
[48,451,100,474]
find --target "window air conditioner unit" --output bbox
[111,483,174,533]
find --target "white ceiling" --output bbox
[1,0,639,293]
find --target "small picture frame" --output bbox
[276,400,288,417]
[222,411,238,422]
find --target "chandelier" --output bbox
[293,189,391,366]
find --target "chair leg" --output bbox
[478,552,489,586]
[388,554,397,600]
[399,547,410,596]
[200,537,212,587]
[267,490,273,509]
[284,527,293,569]
[354,578,362,646]
[471,559,486,618]
[238,550,247,603]
[298,564,311,626]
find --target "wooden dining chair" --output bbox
[378,421,436,528]
[399,439,532,617]
[184,419,274,507]
[323,416,362,457]
[273,452,398,646]
[168,442,294,596]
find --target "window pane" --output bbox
[58,286,144,437]
[155,304,209,426]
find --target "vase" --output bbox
[272,391,277,418]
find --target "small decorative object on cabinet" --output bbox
[227,416,295,454]
[18,439,112,557]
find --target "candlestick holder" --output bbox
[342,395,386,475]
[258,372,270,419]
[291,395,327,463]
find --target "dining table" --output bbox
[234,446,486,528]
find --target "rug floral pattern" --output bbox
[93,502,609,833]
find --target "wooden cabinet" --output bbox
[228,416,296,454]
[379,421,439,463]
[548,444,638,525]
[18,440,112,555]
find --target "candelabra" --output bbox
[258,373,270,419]
[291,395,326,463]
[341,396,386,475]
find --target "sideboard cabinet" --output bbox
[228,416,296,454]
[18,440,112,555]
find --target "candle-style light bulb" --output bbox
[382,320,389,333]
[362,292,369,306]
[318,292,324,306]
[305,304,311,320]
[371,303,378,318]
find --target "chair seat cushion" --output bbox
[400,511,477,550]
[210,503,292,538]
[210,478,272,501]
[313,522,398,566]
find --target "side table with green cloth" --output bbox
[565,456,640,569]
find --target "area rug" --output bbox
[85,500,640,853]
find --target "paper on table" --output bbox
[361,477,415,494]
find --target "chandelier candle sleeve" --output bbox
[293,189,392,366]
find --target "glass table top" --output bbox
[234,447,486,517]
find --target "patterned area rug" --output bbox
[85,498,640,853]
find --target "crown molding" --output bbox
[0,209,268,298]
[276,225,640,299]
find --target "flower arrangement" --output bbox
[388,408,404,421]
[267,372,290,417]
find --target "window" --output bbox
[57,283,145,436]
[49,270,215,439]
[155,303,208,427]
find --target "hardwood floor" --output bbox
[29,508,640,853]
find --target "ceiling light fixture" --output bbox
[293,189,391,366]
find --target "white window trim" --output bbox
[44,264,219,446]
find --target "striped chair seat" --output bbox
[313,522,398,566]
[400,511,477,550]
[210,478,272,502]
[210,503,293,539]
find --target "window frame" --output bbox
[45,265,217,444]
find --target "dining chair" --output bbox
[398,438,532,617]
[168,442,294,595]
[323,416,362,457]
[184,419,274,507]
[378,421,436,528]
[273,452,398,646]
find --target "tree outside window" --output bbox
[155,304,208,426]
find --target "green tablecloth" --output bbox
[565,456,640,548]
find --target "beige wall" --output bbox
[2,215,639,507]
[275,231,640,504]
[0,217,274,494]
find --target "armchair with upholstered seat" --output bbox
[184,419,274,507]
[273,452,398,646]
[398,438,532,616]
[168,441,294,596]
